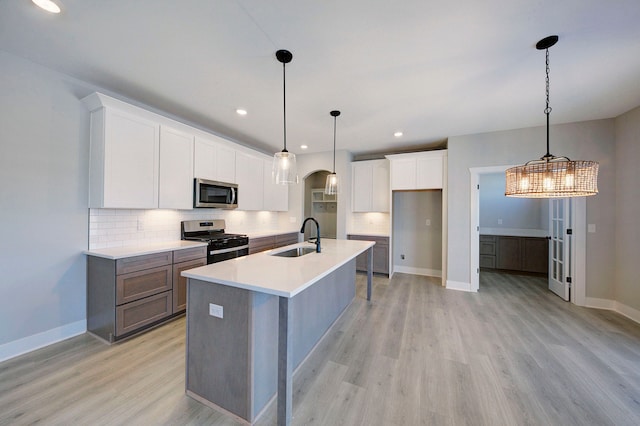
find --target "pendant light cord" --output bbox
[544,47,552,159]
[282,61,287,152]
[332,115,337,173]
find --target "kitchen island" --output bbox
[181,238,374,426]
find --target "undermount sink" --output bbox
[270,247,316,258]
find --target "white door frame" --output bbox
[469,165,586,305]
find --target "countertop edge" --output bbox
[84,241,207,260]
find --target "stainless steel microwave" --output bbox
[194,178,238,209]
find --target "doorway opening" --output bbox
[303,170,337,240]
[470,165,587,305]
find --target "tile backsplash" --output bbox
[349,212,390,236]
[89,208,284,249]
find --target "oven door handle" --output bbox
[209,244,249,256]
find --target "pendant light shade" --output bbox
[272,49,298,185]
[505,35,599,198]
[324,110,341,195]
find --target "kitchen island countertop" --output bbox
[182,238,374,298]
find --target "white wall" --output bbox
[0,52,90,358]
[392,190,442,275]
[448,119,616,300]
[479,173,548,231]
[614,106,640,313]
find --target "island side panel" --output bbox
[250,292,278,419]
[186,279,251,421]
[291,258,356,367]
[250,258,357,420]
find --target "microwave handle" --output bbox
[230,187,236,205]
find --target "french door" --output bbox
[549,198,572,301]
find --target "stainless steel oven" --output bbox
[181,219,248,264]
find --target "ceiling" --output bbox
[2,0,640,157]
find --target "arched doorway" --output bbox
[303,170,337,240]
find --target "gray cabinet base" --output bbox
[185,260,356,423]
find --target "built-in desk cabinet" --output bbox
[480,235,548,274]
[348,234,389,275]
[88,246,206,342]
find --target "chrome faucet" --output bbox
[300,217,321,253]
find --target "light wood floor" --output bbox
[2,272,640,425]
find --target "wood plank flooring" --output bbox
[1,271,640,425]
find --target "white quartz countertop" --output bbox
[479,227,548,238]
[84,240,207,260]
[182,238,374,298]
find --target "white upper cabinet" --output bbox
[352,159,389,212]
[387,150,447,191]
[159,126,194,209]
[87,104,160,209]
[235,152,264,211]
[194,136,237,184]
[263,159,288,212]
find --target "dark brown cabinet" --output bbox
[87,245,206,343]
[248,232,299,254]
[480,235,548,275]
[172,248,208,314]
[347,234,389,275]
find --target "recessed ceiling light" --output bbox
[300,145,308,150]
[32,0,61,13]
[394,131,403,138]
[236,108,247,116]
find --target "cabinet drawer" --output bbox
[274,232,299,248]
[479,241,496,255]
[116,265,172,305]
[116,251,172,275]
[173,246,207,263]
[173,257,207,313]
[479,255,496,269]
[116,291,172,336]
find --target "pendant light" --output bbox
[324,110,341,195]
[272,49,298,185]
[505,35,599,198]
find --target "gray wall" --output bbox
[479,173,548,230]
[614,106,640,312]
[392,190,442,272]
[0,51,90,349]
[448,119,616,300]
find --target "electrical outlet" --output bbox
[209,303,223,318]
[289,216,296,223]
[588,224,596,233]
[401,254,405,260]
[137,219,144,231]
[498,218,503,225]
[426,219,431,226]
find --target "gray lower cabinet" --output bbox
[480,235,548,274]
[248,232,299,254]
[347,234,389,275]
[87,246,206,342]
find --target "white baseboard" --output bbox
[0,320,86,363]
[392,266,441,277]
[446,280,475,292]
[585,297,616,310]
[585,298,640,325]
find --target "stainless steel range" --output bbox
[181,219,249,264]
